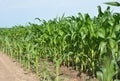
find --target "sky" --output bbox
[0,0,120,27]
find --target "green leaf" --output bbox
[97,28,105,38]
[104,1,120,7]
[96,71,103,81]
[99,41,107,55]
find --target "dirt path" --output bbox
[0,52,39,81]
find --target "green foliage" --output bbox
[96,56,119,81]
[0,6,120,80]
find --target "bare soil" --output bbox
[0,52,39,81]
[38,59,98,81]
[0,51,98,81]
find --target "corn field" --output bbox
[0,6,120,80]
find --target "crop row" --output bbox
[0,6,120,80]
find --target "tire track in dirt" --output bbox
[0,52,39,81]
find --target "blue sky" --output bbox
[0,0,119,27]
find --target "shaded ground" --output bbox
[0,52,39,81]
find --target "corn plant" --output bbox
[0,5,120,80]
